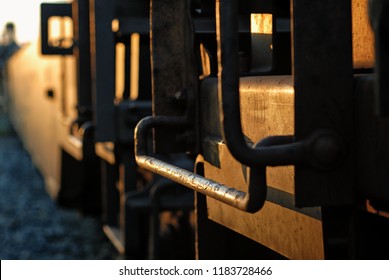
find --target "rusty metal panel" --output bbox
[201,76,294,194]
[201,76,323,259]
[239,76,294,193]
[203,147,323,260]
[352,0,374,69]
[151,0,198,153]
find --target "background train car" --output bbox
[5,0,195,259]
[6,22,78,201]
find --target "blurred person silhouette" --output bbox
[0,22,20,112]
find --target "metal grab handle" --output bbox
[217,0,341,168]
[40,3,73,55]
[135,116,269,213]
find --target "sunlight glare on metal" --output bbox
[250,13,273,35]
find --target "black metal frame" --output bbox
[40,3,73,55]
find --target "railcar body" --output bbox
[3,0,389,259]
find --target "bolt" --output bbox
[310,131,343,168]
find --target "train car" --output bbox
[3,0,389,260]
[134,0,389,259]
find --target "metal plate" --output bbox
[203,146,324,259]
[201,76,324,259]
[352,0,374,69]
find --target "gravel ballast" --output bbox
[0,114,119,260]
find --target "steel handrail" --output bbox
[135,116,268,213]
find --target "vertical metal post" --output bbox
[72,0,93,122]
[292,0,355,206]
[151,0,198,153]
[89,0,116,141]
